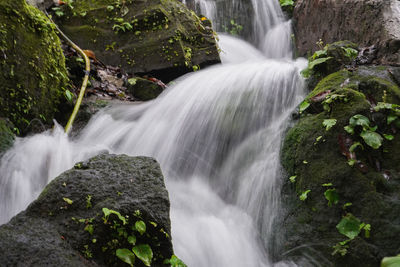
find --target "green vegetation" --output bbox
[0,0,69,134]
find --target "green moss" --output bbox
[0,118,15,156]
[0,0,69,133]
[52,0,220,83]
[281,65,400,265]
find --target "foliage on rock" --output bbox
[0,0,69,133]
[280,56,400,265]
[51,0,220,83]
[0,154,176,266]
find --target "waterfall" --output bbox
[184,0,292,57]
[0,0,308,266]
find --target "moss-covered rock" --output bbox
[279,66,400,266]
[303,41,359,90]
[0,154,174,266]
[53,0,220,83]
[0,118,15,157]
[0,0,69,133]
[127,77,165,101]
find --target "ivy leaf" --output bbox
[289,175,297,183]
[299,190,311,201]
[344,125,354,135]
[381,254,400,267]
[336,213,361,239]
[360,130,383,149]
[323,119,337,131]
[387,114,398,125]
[349,114,370,129]
[132,244,153,267]
[311,49,328,60]
[135,220,146,235]
[279,0,294,7]
[341,47,358,59]
[299,101,310,113]
[324,188,339,206]
[163,255,187,267]
[116,248,135,267]
[102,208,127,225]
[383,134,394,141]
[65,89,74,103]
[363,224,371,238]
[308,57,333,70]
[127,235,136,245]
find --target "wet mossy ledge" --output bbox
[0,0,69,134]
[51,0,221,83]
[279,41,400,266]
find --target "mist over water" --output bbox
[0,0,309,266]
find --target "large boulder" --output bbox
[0,154,175,266]
[293,0,400,65]
[0,0,69,133]
[52,0,221,83]
[278,65,400,266]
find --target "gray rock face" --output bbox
[293,0,400,65]
[0,154,173,266]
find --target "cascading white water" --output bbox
[185,0,292,57]
[0,0,308,266]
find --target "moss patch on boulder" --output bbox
[53,0,220,83]
[279,66,400,266]
[0,0,69,133]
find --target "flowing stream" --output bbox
[0,0,307,266]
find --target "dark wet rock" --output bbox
[0,118,15,157]
[0,0,70,133]
[293,0,400,65]
[278,65,400,266]
[52,0,220,83]
[127,77,166,101]
[0,154,174,266]
[185,0,254,41]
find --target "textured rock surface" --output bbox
[53,0,220,83]
[279,65,400,266]
[0,154,173,266]
[0,0,69,133]
[293,0,400,65]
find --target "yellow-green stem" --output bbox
[45,11,90,134]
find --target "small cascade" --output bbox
[0,0,308,265]
[185,0,292,57]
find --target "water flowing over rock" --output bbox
[0,0,312,265]
[0,154,173,266]
[52,0,220,83]
[293,0,400,65]
[184,0,292,58]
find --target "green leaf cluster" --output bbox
[164,255,187,267]
[279,0,294,7]
[101,208,155,267]
[333,213,371,256]
[344,114,383,149]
